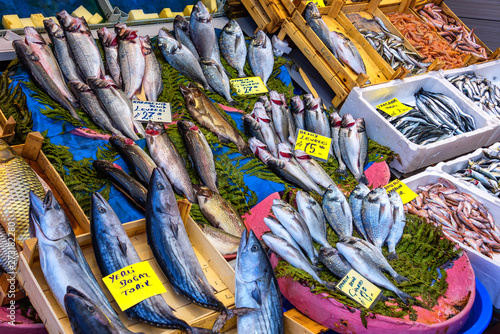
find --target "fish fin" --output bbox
[395,290,415,306]
[117,236,127,255]
[62,241,77,263]
[169,218,179,239]
[394,274,409,284]
[387,252,398,261]
[234,35,242,53]
[251,283,262,305]
[212,307,257,332]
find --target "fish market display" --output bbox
[362,188,393,251]
[349,183,370,240]
[418,3,487,59]
[339,114,368,184]
[158,29,209,90]
[252,105,279,157]
[248,30,274,84]
[190,1,216,59]
[97,27,122,88]
[91,193,210,332]
[405,179,500,258]
[93,160,147,210]
[109,135,157,184]
[388,12,466,70]
[378,88,477,145]
[220,19,247,78]
[294,150,335,189]
[194,185,246,237]
[447,73,500,117]
[199,224,241,255]
[303,95,330,138]
[304,2,337,60]
[174,15,199,60]
[0,139,44,244]
[296,191,330,248]
[322,184,353,237]
[140,36,163,102]
[56,10,105,79]
[29,191,133,333]
[200,57,235,105]
[387,190,405,259]
[178,120,218,193]
[291,96,305,131]
[145,122,196,203]
[318,247,352,279]
[330,31,367,77]
[115,23,145,99]
[236,230,284,333]
[43,19,83,83]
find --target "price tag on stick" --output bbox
[376,98,413,117]
[383,179,418,204]
[294,129,332,161]
[337,269,382,309]
[230,77,268,95]
[103,261,167,311]
[133,101,172,123]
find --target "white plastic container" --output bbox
[402,170,500,307]
[340,72,500,173]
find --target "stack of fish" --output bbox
[447,73,500,117]
[450,145,500,197]
[263,189,413,304]
[304,2,368,78]
[405,179,500,259]
[378,88,477,145]
[418,3,488,59]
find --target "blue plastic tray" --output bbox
[458,279,493,334]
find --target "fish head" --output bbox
[335,242,353,257]
[223,19,241,35]
[351,183,370,199]
[355,118,366,132]
[277,143,293,160]
[254,107,271,123]
[291,96,304,114]
[87,76,116,90]
[324,184,343,202]
[115,23,137,40]
[64,287,113,331]
[56,10,86,33]
[92,160,122,175]
[341,114,356,128]
[251,30,266,47]
[43,18,65,39]
[329,112,342,128]
[263,216,280,230]
[148,167,176,214]
[249,137,267,155]
[294,149,312,161]
[176,120,200,138]
[193,184,214,204]
[387,190,403,206]
[271,202,296,219]
[12,40,39,64]
[29,191,73,241]
[91,193,121,237]
[257,95,270,108]
[139,36,153,55]
[296,189,317,208]
[0,139,16,163]
[145,121,164,138]
[305,97,322,112]
[236,229,269,283]
[272,198,287,206]
[24,27,46,47]
[174,15,190,32]
[365,187,386,203]
[253,101,265,112]
[109,134,135,150]
[97,27,118,47]
[158,30,180,53]
[304,2,321,20]
[269,90,282,104]
[192,1,211,22]
[68,81,91,96]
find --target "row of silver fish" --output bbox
[379,88,477,145]
[405,179,500,259]
[447,73,500,118]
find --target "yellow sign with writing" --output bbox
[337,269,381,309]
[376,98,413,117]
[230,77,268,95]
[383,179,418,204]
[102,261,167,311]
[306,0,326,7]
[294,129,332,161]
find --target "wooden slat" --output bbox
[284,308,330,334]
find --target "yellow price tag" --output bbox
[294,129,332,161]
[383,179,418,204]
[102,261,167,311]
[306,0,326,6]
[376,98,413,117]
[230,77,268,95]
[337,269,381,309]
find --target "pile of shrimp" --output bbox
[387,12,466,70]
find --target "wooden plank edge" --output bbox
[284,308,329,334]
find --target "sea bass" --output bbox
[296,190,330,248]
[339,114,368,184]
[248,30,274,84]
[362,188,393,251]
[270,91,290,144]
[199,224,240,255]
[318,247,352,278]
[236,230,284,334]
[264,217,303,253]
[386,190,406,259]
[304,96,330,138]
[322,184,353,237]
[254,106,279,158]
[180,83,249,154]
[115,23,145,99]
[294,150,335,189]
[249,137,274,164]
[330,31,367,77]
[97,27,122,87]
[220,20,247,78]
[349,183,370,240]
[291,96,305,131]
[139,36,163,101]
[200,57,235,105]
[173,15,199,60]
[190,1,216,59]
[145,122,196,203]
[329,112,347,176]
[304,2,337,58]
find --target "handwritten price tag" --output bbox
[306,0,326,6]
[294,129,331,161]
[383,179,418,204]
[133,101,171,123]
[337,269,381,309]
[376,98,413,117]
[102,261,166,311]
[230,77,268,95]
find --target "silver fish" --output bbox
[322,184,352,237]
[330,31,367,77]
[97,27,122,87]
[243,115,266,144]
[258,95,272,116]
[339,114,368,184]
[254,106,279,158]
[140,36,163,102]
[294,149,335,189]
[386,190,405,259]
[200,223,240,255]
[330,112,347,176]
[200,57,235,105]
[318,247,352,278]
[356,118,369,171]
[270,91,290,143]
[291,96,305,131]
[249,137,274,164]
[248,30,274,84]
[157,29,209,90]
[304,96,330,138]
[220,19,247,78]
[348,183,370,240]
[304,2,338,59]
[362,188,393,251]
[296,190,330,248]
[173,15,199,60]
[115,23,145,99]
[264,217,303,253]
[190,1,216,59]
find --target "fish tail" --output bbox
[387,252,399,261]
[394,273,410,284]
[396,290,415,305]
[357,173,369,185]
[212,307,257,332]
[336,167,348,176]
[237,70,246,78]
[228,99,239,107]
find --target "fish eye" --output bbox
[98,207,106,213]
[87,306,94,313]
[54,203,61,210]
[251,244,258,252]
[157,182,164,190]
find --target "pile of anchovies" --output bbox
[405,179,500,259]
[451,146,500,197]
[359,28,429,75]
[447,73,500,118]
[379,88,476,145]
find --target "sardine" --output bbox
[190,1,216,59]
[362,188,393,251]
[304,96,330,138]
[291,96,305,131]
[294,150,335,189]
[92,160,147,210]
[97,27,122,88]
[56,10,105,79]
[140,36,163,102]
[200,224,240,255]
[194,185,246,237]
[145,122,196,203]
[254,106,279,158]
[109,135,157,184]
[329,112,347,176]
[318,247,352,278]
[178,120,218,193]
[237,230,284,334]
[330,31,367,77]
[386,190,405,259]
[248,30,274,84]
[322,184,353,237]
[220,19,247,78]
[339,114,368,184]
[264,217,303,253]
[270,91,290,143]
[296,190,330,248]
[87,77,139,140]
[304,2,338,59]
[115,23,145,99]
[173,15,199,60]
[349,183,370,240]
[158,29,209,89]
[200,57,235,105]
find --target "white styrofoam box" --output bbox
[440,59,500,90]
[340,72,500,174]
[402,170,500,307]
[432,142,500,206]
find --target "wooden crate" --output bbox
[257,0,289,32]
[241,0,273,32]
[0,108,15,143]
[0,132,90,306]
